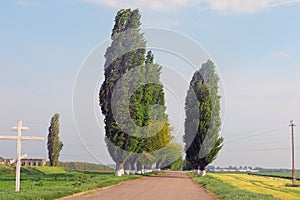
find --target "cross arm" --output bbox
[20,136,44,141]
[0,136,44,140]
[10,154,28,164]
[0,136,18,140]
[12,127,28,131]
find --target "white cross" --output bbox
[0,120,44,192]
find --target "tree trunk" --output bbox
[116,162,124,177]
[200,170,206,176]
[141,166,145,174]
[199,164,206,176]
[144,163,152,173]
[156,162,161,171]
[197,165,201,174]
[194,164,199,174]
[136,161,144,174]
[124,160,130,175]
[130,160,136,174]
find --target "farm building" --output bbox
[2,158,46,166]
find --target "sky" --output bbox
[0,0,300,169]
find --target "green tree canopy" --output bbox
[184,60,223,173]
[47,113,63,167]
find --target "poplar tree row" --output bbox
[99,9,174,176]
[100,9,223,176]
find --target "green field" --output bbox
[250,171,300,180]
[209,173,300,199]
[0,166,144,200]
[189,172,275,199]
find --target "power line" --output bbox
[225,146,300,153]
[226,126,286,143]
[236,140,289,145]
[226,134,288,144]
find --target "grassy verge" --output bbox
[188,172,275,200]
[0,166,159,200]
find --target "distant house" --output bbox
[2,158,46,167]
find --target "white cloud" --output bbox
[199,0,269,14]
[269,0,300,7]
[272,51,291,58]
[81,0,189,12]
[81,0,300,14]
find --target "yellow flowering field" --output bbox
[210,173,300,199]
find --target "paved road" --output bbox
[60,171,216,200]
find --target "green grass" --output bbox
[0,166,15,176]
[0,166,151,200]
[189,172,275,200]
[58,162,114,172]
[33,166,69,174]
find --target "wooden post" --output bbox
[0,120,44,192]
[290,120,297,185]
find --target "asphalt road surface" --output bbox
[60,171,216,200]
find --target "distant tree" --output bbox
[156,141,182,170]
[184,60,223,176]
[47,113,63,167]
[162,156,182,171]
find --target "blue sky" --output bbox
[0,0,300,168]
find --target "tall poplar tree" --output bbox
[100,9,172,175]
[47,113,63,167]
[184,60,223,176]
[100,9,145,176]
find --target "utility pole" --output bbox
[0,120,44,192]
[290,120,296,185]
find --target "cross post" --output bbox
[0,120,44,192]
